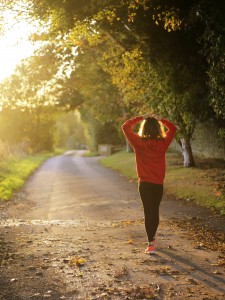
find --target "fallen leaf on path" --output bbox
[212,259,225,267]
[194,243,207,250]
[131,248,140,253]
[212,270,223,275]
[112,219,144,228]
[125,239,133,244]
[74,269,84,277]
[186,278,199,285]
[97,284,161,299]
[114,266,128,278]
[68,256,86,268]
[148,266,183,276]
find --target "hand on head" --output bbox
[142,113,162,121]
[151,113,162,121]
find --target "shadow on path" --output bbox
[157,248,225,294]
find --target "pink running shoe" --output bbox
[145,241,155,255]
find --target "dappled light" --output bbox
[0,0,224,161]
[0,1,224,299]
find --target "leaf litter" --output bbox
[92,283,161,299]
[167,218,225,252]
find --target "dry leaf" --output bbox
[126,239,133,244]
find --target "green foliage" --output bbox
[0,43,60,109]
[48,0,209,143]
[0,42,83,152]
[54,111,86,149]
[63,48,122,123]
[0,107,57,152]
[194,0,225,119]
[0,152,52,200]
[81,110,122,151]
[1,0,225,158]
[52,47,123,150]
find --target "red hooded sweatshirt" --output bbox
[121,116,177,184]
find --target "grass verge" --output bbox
[101,150,225,215]
[0,152,53,201]
[83,150,99,157]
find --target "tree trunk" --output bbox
[180,137,195,167]
[126,140,133,153]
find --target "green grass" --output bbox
[101,150,225,215]
[101,150,136,179]
[53,148,68,155]
[0,152,53,201]
[82,150,99,157]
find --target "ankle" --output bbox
[149,237,156,245]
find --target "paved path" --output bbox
[0,151,224,299]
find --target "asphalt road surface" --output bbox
[0,151,224,300]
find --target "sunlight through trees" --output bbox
[0,0,224,165]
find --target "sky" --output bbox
[0,9,36,82]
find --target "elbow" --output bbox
[121,125,127,135]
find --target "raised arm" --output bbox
[161,118,177,149]
[122,113,177,149]
[121,116,143,148]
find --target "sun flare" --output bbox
[0,9,36,82]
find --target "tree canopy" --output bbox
[0,0,224,162]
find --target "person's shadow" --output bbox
[154,248,225,295]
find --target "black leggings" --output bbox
[139,181,163,243]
